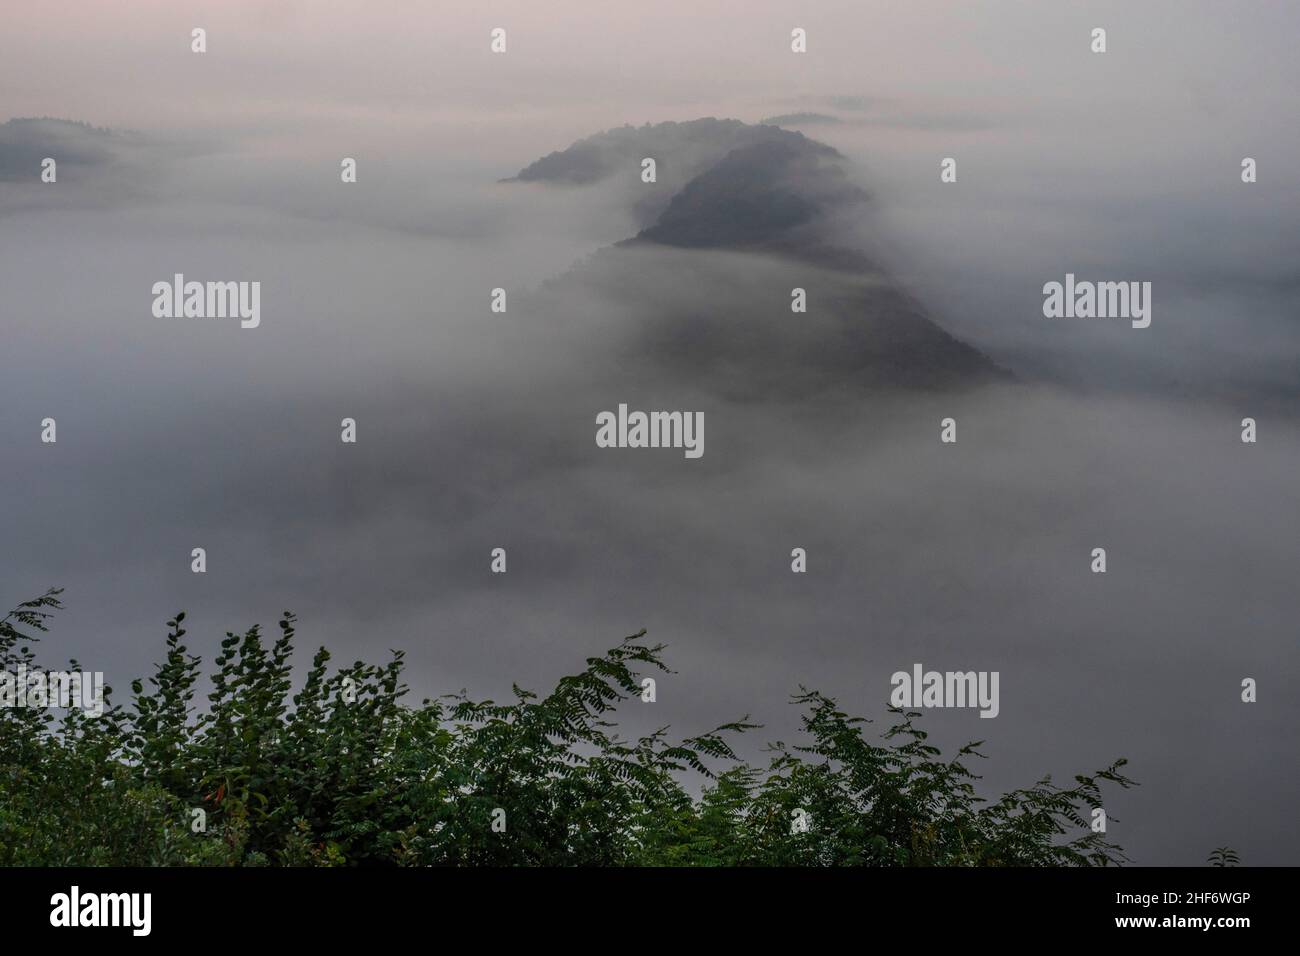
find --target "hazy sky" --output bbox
[1,1,1297,865]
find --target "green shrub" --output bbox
[0,589,1133,866]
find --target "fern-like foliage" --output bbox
[1,591,1135,867]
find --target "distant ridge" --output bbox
[509,119,1009,396]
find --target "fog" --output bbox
[2,0,1297,865]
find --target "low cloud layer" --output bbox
[2,1,1297,865]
